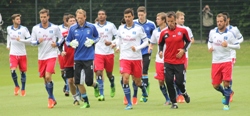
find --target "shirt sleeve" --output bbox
[92,25,99,43]
[227,32,240,50]
[111,23,118,40]
[30,26,39,45]
[6,28,10,48]
[150,30,157,44]
[56,26,64,46]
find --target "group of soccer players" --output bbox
[6,6,242,111]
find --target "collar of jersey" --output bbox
[39,23,51,29]
[216,28,228,34]
[11,25,21,30]
[97,21,107,27]
[124,23,135,29]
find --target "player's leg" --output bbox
[174,64,190,104]
[230,58,236,102]
[19,55,27,96]
[133,60,148,102]
[58,55,68,96]
[44,58,57,109]
[222,62,233,110]
[120,60,132,110]
[65,67,80,105]
[164,63,178,109]
[74,61,90,108]
[9,55,20,95]
[104,54,115,98]
[155,62,170,105]
[211,63,225,96]
[94,54,105,100]
[141,54,151,95]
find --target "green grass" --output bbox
[0,42,250,116]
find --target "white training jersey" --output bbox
[208,28,239,63]
[94,21,117,55]
[6,25,31,55]
[177,25,193,58]
[227,25,243,58]
[117,23,148,60]
[58,24,68,54]
[31,23,63,60]
[150,27,167,63]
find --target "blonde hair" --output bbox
[157,12,166,23]
[176,10,185,19]
[39,8,49,16]
[217,13,227,22]
[75,9,86,16]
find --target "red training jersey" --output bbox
[63,30,75,67]
[158,26,191,64]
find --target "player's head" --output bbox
[39,8,50,24]
[120,18,126,25]
[124,8,134,25]
[166,11,176,30]
[176,10,185,25]
[156,12,166,27]
[216,13,227,30]
[75,9,86,25]
[63,13,70,26]
[137,6,146,22]
[221,12,230,26]
[11,14,21,25]
[66,14,76,27]
[97,9,107,23]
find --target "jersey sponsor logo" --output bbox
[49,30,53,34]
[173,35,176,37]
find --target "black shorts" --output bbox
[64,67,74,79]
[142,54,151,74]
[164,63,186,84]
[74,60,94,85]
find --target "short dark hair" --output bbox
[137,6,146,13]
[166,11,176,19]
[11,14,21,20]
[121,18,125,24]
[124,8,134,16]
[221,12,230,19]
[66,14,75,22]
[98,9,106,15]
[217,13,227,22]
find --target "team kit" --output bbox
[6,6,242,110]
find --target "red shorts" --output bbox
[38,58,56,78]
[9,55,27,72]
[120,59,142,78]
[211,62,232,85]
[154,62,164,81]
[184,58,188,70]
[94,54,114,72]
[58,55,64,70]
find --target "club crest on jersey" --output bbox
[49,30,53,33]
[178,32,182,35]
[132,31,136,35]
[18,32,21,35]
[105,28,108,31]
[87,29,90,34]
[224,36,228,40]
[146,27,150,31]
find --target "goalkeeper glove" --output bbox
[70,39,79,49]
[84,37,95,47]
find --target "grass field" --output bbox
[0,42,250,116]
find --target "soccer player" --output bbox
[93,10,117,101]
[6,14,31,96]
[30,8,64,109]
[60,14,81,105]
[66,9,100,108]
[221,12,243,102]
[133,6,156,104]
[158,11,191,109]
[207,13,240,110]
[175,10,194,103]
[58,13,70,96]
[148,12,171,105]
[113,8,148,110]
